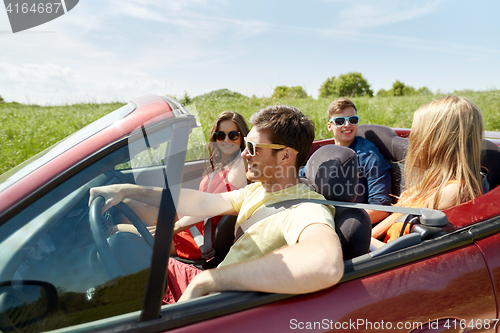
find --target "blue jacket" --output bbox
[349,136,392,205]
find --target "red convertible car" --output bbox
[1,95,500,333]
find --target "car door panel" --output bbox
[166,244,495,333]
[474,232,500,328]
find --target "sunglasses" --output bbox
[214,131,240,141]
[244,138,298,156]
[329,115,360,126]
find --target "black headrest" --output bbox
[357,124,408,162]
[482,139,500,190]
[304,145,358,202]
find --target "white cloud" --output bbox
[0,61,170,104]
[0,63,77,104]
[331,0,446,29]
[1,0,499,105]
[1,63,73,81]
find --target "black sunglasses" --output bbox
[214,131,240,141]
[329,115,360,126]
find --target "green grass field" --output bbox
[1,90,499,175]
[0,102,125,174]
[193,90,500,141]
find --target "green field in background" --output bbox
[1,90,499,175]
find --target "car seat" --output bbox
[302,145,371,260]
[357,124,500,194]
[172,215,236,270]
[481,139,500,190]
[356,125,408,201]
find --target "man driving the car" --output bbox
[89,105,344,302]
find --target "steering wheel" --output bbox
[89,196,155,279]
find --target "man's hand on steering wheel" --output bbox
[89,184,125,214]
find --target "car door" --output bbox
[0,112,195,332]
[157,228,497,333]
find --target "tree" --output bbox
[193,89,247,101]
[385,80,433,97]
[416,86,432,95]
[335,72,374,97]
[391,80,406,96]
[0,94,4,103]
[272,85,308,99]
[272,86,289,99]
[287,86,308,98]
[318,72,373,98]
[376,89,388,97]
[318,77,336,98]
[179,91,192,105]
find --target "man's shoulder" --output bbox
[294,200,335,216]
[284,185,335,218]
[230,182,263,209]
[241,182,263,194]
[283,183,326,200]
[354,136,388,164]
[354,136,379,153]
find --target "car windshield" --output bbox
[0,109,203,332]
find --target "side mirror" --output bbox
[0,280,58,332]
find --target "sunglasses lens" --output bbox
[214,131,225,141]
[245,140,255,155]
[348,116,359,125]
[228,131,240,141]
[334,117,346,126]
[333,116,359,126]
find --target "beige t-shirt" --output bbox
[219,182,335,267]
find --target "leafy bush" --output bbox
[392,80,406,96]
[272,86,289,99]
[179,92,192,105]
[272,86,308,99]
[376,89,388,97]
[318,77,336,98]
[318,72,373,98]
[378,80,433,97]
[166,92,192,105]
[0,95,4,103]
[416,86,432,95]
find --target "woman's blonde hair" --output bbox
[208,111,249,170]
[398,96,484,209]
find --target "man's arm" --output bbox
[177,189,236,217]
[174,215,216,234]
[89,184,236,217]
[178,223,344,301]
[89,184,163,212]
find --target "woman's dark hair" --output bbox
[208,111,249,170]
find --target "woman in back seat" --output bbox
[371,96,484,248]
[172,111,249,259]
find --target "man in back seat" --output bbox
[312,98,392,223]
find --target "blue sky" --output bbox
[0,0,499,105]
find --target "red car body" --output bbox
[1,95,500,333]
